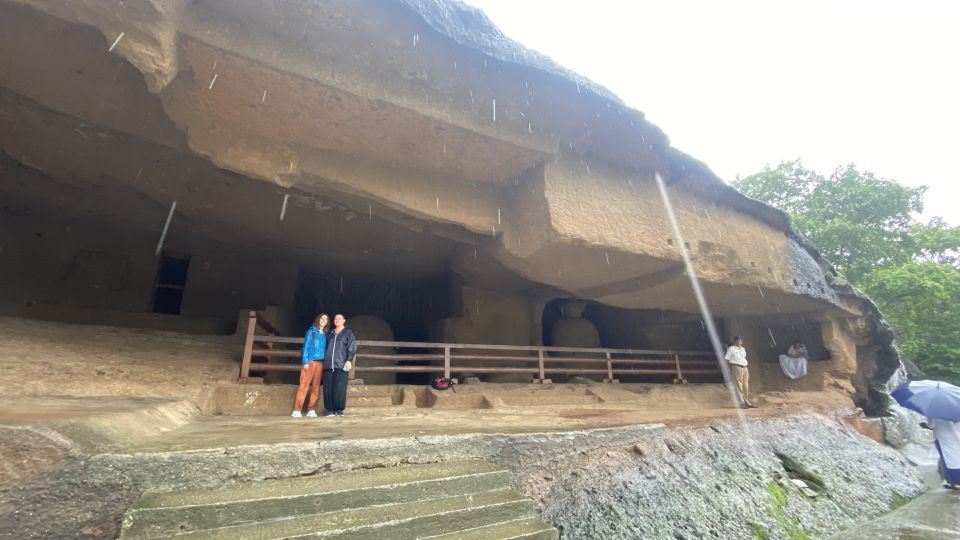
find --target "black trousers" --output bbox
[322,369,349,412]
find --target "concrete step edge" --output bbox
[144,489,530,540]
[123,473,513,537]
[305,499,538,540]
[133,461,507,509]
[417,517,559,540]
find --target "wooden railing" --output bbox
[238,313,722,384]
[239,311,282,378]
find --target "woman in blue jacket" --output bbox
[322,313,357,416]
[291,313,328,417]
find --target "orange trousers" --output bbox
[294,360,324,411]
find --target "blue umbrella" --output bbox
[891,380,960,421]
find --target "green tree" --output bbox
[734,160,935,282]
[860,262,960,383]
[733,160,960,384]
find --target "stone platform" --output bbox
[0,391,942,540]
[212,381,648,416]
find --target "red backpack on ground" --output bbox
[431,377,454,390]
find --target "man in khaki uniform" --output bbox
[725,336,756,409]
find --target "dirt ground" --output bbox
[0,316,239,411]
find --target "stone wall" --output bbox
[0,209,297,333]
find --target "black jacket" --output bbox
[323,327,357,370]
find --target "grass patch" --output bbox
[775,452,826,492]
[766,482,811,540]
[748,521,770,540]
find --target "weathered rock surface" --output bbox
[0,413,922,539]
[527,414,924,539]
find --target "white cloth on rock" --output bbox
[778,344,808,379]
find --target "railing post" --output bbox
[673,353,686,384]
[239,311,257,383]
[536,348,549,383]
[604,351,618,384]
[443,346,451,380]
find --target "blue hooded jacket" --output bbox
[301,326,327,364]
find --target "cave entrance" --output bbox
[293,269,453,385]
[541,299,724,383]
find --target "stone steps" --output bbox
[120,461,557,540]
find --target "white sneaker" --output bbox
[306,410,318,418]
[291,411,302,418]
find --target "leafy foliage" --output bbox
[733,161,960,384]
[860,262,960,383]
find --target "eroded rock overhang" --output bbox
[1,0,866,318]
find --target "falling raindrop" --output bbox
[279,194,290,221]
[453,61,457,70]
[469,89,474,103]
[605,252,610,265]
[497,208,501,225]
[576,82,581,94]
[155,201,177,256]
[475,299,480,315]
[528,123,532,134]
[585,165,591,175]
[767,328,777,346]
[208,73,218,90]
[704,209,711,219]
[413,34,419,46]
[436,197,439,210]
[756,285,764,298]
[108,32,125,52]
[442,144,446,154]
[474,248,478,261]
[491,225,496,236]
[261,90,267,103]
[133,167,143,184]
[491,99,496,122]
[368,205,372,220]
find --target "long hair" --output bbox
[313,313,330,331]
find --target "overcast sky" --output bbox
[464,0,960,225]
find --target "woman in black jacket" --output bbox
[322,313,357,416]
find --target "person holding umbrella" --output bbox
[892,379,960,489]
[924,417,960,489]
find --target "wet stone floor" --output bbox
[830,488,960,539]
